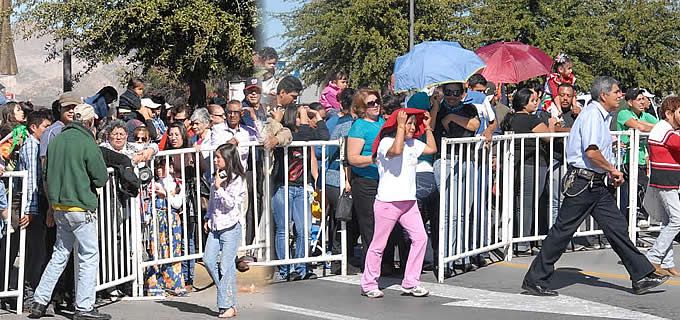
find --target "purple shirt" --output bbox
[205,175,246,231]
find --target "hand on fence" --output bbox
[264,136,278,150]
[19,214,32,228]
[228,137,239,146]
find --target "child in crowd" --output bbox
[360,108,437,298]
[542,53,576,119]
[144,157,187,297]
[203,143,247,318]
[320,71,349,113]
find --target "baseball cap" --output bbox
[244,77,262,93]
[406,92,430,110]
[59,92,82,107]
[141,98,161,109]
[73,103,98,122]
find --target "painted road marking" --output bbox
[322,275,668,320]
[497,261,680,286]
[266,303,368,320]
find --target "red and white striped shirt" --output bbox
[647,120,680,189]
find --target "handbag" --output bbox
[335,190,353,222]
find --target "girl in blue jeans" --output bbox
[203,143,247,318]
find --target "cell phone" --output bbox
[218,170,228,179]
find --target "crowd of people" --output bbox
[0,46,677,319]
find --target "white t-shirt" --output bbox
[375,137,426,202]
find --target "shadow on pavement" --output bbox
[159,300,215,316]
[549,267,632,293]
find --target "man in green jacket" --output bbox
[30,103,110,320]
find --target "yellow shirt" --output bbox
[52,204,86,212]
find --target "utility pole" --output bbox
[409,0,414,51]
[63,0,72,92]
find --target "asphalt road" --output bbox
[2,245,678,320]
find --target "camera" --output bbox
[137,162,153,185]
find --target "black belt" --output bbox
[569,166,607,181]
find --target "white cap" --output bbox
[640,88,655,98]
[140,98,161,109]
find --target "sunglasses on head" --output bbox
[366,101,381,108]
[444,89,463,97]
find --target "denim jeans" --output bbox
[182,219,197,286]
[272,185,311,276]
[645,188,680,268]
[203,223,241,310]
[34,211,99,312]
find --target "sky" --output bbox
[261,0,300,51]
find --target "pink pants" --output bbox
[360,199,427,292]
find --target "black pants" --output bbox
[524,174,654,287]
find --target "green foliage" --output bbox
[13,0,258,83]
[282,0,680,95]
[279,0,470,89]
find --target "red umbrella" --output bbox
[475,41,554,84]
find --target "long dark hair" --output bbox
[215,143,245,186]
[501,88,535,132]
[165,122,188,149]
[281,105,299,131]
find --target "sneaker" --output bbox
[401,285,429,297]
[303,272,318,280]
[289,272,303,281]
[361,289,384,298]
[28,302,47,319]
[73,308,112,320]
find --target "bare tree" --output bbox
[0,0,17,75]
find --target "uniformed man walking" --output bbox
[521,76,669,296]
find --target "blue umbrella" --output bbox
[394,41,486,92]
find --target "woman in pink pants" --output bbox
[360,108,437,298]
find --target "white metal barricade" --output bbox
[95,169,138,292]
[437,135,514,283]
[134,140,347,296]
[0,171,28,315]
[437,130,643,282]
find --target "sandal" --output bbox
[218,307,237,318]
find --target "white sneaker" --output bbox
[361,289,384,298]
[401,285,429,297]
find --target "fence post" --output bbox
[627,129,640,244]
[131,196,143,298]
[504,133,515,262]
[437,139,448,284]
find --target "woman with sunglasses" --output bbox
[500,88,556,254]
[99,120,158,165]
[346,89,386,272]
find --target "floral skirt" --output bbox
[144,207,187,296]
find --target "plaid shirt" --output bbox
[17,135,42,215]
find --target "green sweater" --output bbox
[46,122,109,212]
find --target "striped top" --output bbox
[647,120,680,189]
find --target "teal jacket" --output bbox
[46,122,108,212]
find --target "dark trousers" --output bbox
[25,214,47,291]
[245,167,264,246]
[524,174,654,287]
[351,176,399,270]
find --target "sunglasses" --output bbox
[175,117,187,122]
[210,113,226,118]
[136,136,149,142]
[444,89,463,97]
[366,101,381,108]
